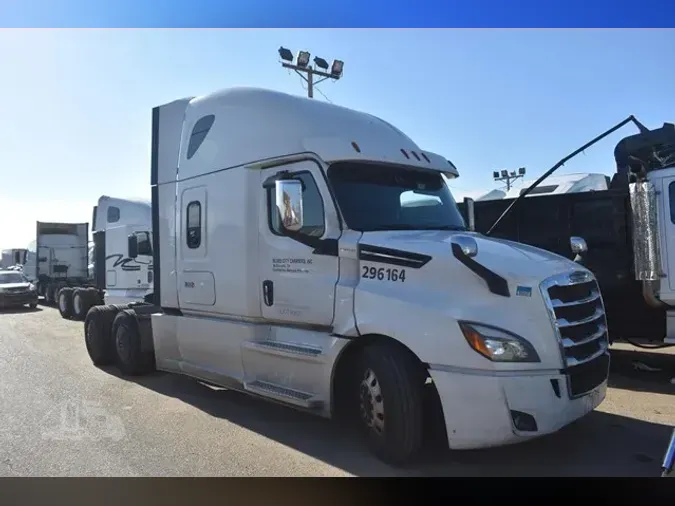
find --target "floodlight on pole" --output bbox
[296,51,311,68]
[277,46,345,100]
[278,47,294,62]
[493,166,527,191]
[331,59,344,78]
[313,56,329,70]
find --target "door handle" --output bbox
[262,280,274,307]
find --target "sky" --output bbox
[0,29,673,250]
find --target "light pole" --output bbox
[277,46,344,99]
[493,167,526,192]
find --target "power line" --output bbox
[315,87,333,104]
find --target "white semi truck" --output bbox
[1,248,28,269]
[83,87,611,465]
[22,196,153,321]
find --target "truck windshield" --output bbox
[327,162,467,232]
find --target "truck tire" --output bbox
[352,343,425,466]
[57,287,74,319]
[71,289,91,321]
[84,305,120,365]
[112,309,155,376]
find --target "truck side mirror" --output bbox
[463,197,476,232]
[137,232,153,256]
[570,236,588,262]
[275,179,304,233]
[128,234,138,259]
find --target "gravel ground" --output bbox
[0,304,673,477]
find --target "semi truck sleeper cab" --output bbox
[83,87,610,465]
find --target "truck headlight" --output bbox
[459,322,540,363]
[28,283,36,292]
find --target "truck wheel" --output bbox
[84,305,119,365]
[71,289,90,321]
[57,287,74,319]
[352,343,425,466]
[112,309,155,376]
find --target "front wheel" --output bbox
[352,343,425,466]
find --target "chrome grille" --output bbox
[4,286,28,294]
[541,271,610,398]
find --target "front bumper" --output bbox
[430,364,607,450]
[0,291,39,308]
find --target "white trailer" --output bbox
[84,87,610,465]
[469,172,611,201]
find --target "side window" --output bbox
[107,206,120,223]
[186,201,202,249]
[268,172,325,238]
[670,182,675,224]
[187,115,215,160]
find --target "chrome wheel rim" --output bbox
[74,294,82,315]
[59,293,67,312]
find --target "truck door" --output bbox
[258,162,341,327]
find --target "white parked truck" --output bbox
[1,248,28,269]
[22,196,153,321]
[23,221,91,305]
[83,87,610,465]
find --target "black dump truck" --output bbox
[459,119,675,348]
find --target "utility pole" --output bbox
[277,47,344,99]
[493,167,526,191]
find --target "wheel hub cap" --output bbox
[359,368,385,434]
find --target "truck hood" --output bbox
[360,230,579,285]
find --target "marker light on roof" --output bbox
[421,153,430,163]
[411,151,420,161]
[400,149,410,159]
[351,141,361,153]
